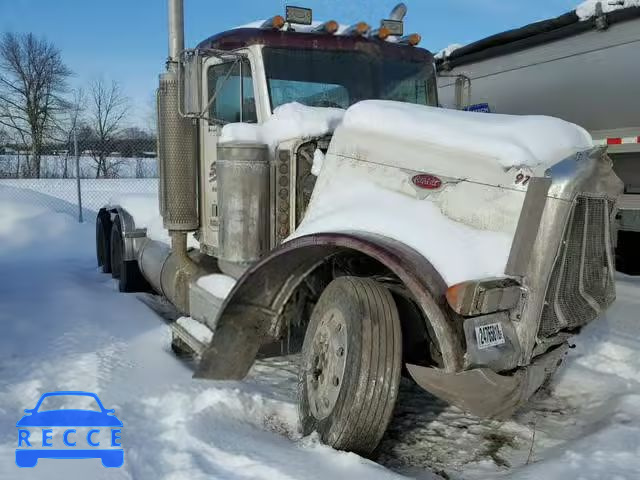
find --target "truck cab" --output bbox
[96,2,622,457]
[188,23,436,255]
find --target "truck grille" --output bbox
[538,196,616,337]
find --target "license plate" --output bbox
[475,323,506,349]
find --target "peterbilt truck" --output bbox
[437,2,640,273]
[95,0,622,455]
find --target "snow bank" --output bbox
[220,102,344,150]
[576,0,640,20]
[342,100,593,169]
[197,273,237,299]
[292,169,512,285]
[110,192,199,248]
[435,43,465,59]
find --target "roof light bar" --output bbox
[344,22,370,36]
[397,33,421,46]
[312,20,339,34]
[261,15,285,30]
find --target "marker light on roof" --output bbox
[261,16,285,30]
[312,20,339,34]
[370,27,392,40]
[397,33,421,46]
[344,22,370,36]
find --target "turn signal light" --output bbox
[261,15,285,30]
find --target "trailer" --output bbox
[436,2,640,273]
[95,0,622,455]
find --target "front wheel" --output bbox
[298,276,402,456]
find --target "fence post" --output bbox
[74,128,83,223]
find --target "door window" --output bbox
[207,59,257,123]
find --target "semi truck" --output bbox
[437,1,640,273]
[95,0,622,455]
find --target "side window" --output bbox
[207,59,257,124]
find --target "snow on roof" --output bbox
[341,100,593,169]
[220,102,344,150]
[576,0,640,20]
[233,19,352,34]
[434,43,464,59]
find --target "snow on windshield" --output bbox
[220,102,344,150]
[342,100,593,169]
[576,0,640,20]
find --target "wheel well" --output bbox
[195,232,463,380]
[276,250,443,368]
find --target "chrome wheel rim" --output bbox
[306,308,348,420]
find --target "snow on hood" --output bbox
[291,163,513,286]
[220,102,345,150]
[576,0,640,20]
[342,100,593,169]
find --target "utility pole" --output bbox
[74,128,83,223]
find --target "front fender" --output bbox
[194,232,464,380]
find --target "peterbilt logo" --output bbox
[411,174,442,190]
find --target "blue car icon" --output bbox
[16,391,123,468]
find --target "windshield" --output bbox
[263,47,437,110]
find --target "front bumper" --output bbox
[406,343,568,419]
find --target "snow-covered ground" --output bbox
[1,185,639,479]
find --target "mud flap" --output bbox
[193,304,271,380]
[406,343,568,419]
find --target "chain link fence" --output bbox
[0,137,159,223]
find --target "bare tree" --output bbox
[0,32,71,177]
[54,87,85,178]
[88,78,129,178]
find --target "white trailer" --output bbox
[437,2,640,272]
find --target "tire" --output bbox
[96,211,112,274]
[109,217,150,292]
[298,276,402,455]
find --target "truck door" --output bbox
[199,52,262,254]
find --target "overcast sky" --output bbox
[0,0,578,125]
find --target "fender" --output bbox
[102,206,148,262]
[194,231,465,380]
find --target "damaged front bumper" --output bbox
[406,343,568,419]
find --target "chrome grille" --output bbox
[539,196,616,337]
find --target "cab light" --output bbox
[261,15,285,30]
[398,33,421,46]
[344,22,370,36]
[370,26,391,40]
[313,20,339,34]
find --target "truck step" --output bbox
[170,318,212,358]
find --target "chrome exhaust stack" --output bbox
[143,0,200,313]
